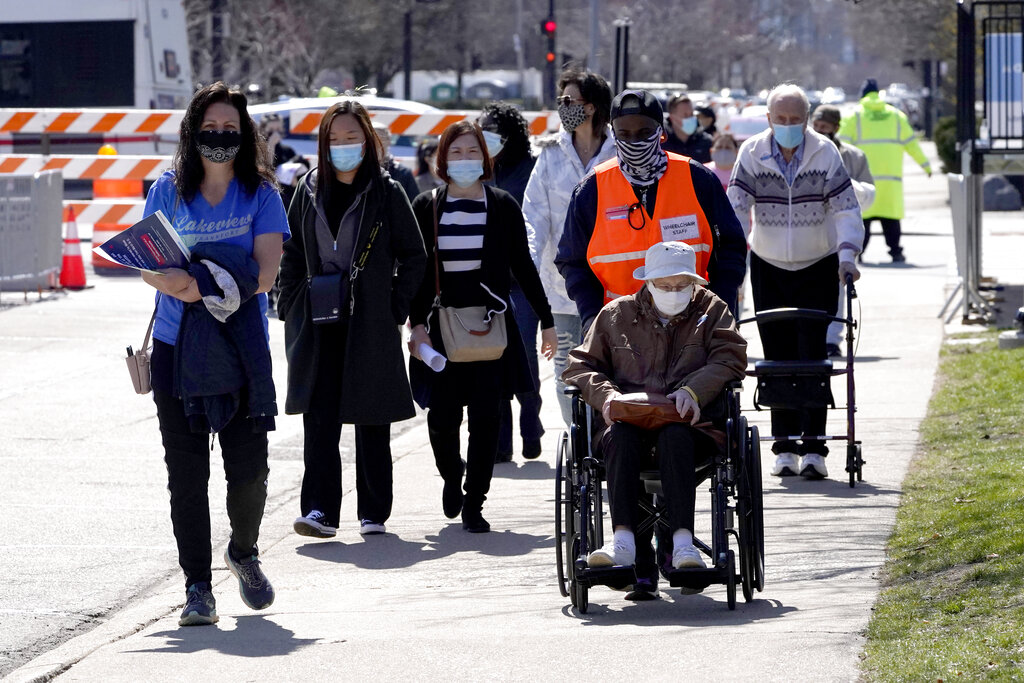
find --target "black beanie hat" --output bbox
[861,79,879,97]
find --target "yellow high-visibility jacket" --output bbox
[839,93,931,219]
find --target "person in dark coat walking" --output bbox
[277,100,426,539]
[477,101,544,463]
[407,120,556,533]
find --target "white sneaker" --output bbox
[358,520,386,535]
[770,452,800,477]
[800,453,828,479]
[671,544,707,569]
[587,540,636,568]
[293,510,337,538]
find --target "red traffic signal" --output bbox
[544,19,557,34]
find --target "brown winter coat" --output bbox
[562,285,747,436]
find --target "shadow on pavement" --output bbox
[770,478,900,498]
[295,524,550,567]
[492,460,555,480]
[129,615,319,656]
[560,594,797,626]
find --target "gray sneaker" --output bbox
[293,509,337,538]
[179,582,218,626]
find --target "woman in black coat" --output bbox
[278,100,426,539]
[407,121,556,533]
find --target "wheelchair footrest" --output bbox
[575,565,637,589]
[662,566,725,591]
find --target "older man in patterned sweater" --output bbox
[727,84,863,481]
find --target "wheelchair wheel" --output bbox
[726,549,737,611]
[737,422,765,597]
[555,433,569,598]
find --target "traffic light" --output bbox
[541,17,556,66]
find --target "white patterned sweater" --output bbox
[727,128,864,272]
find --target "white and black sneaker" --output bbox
[293,510,337,538]
[358,520,386,535]
[770,452,800,477]
[800,453,828,479]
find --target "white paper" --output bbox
[418,343,446,372]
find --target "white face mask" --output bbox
[649,283,694,317]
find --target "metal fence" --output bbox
[0,170,63,291]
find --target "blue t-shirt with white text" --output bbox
[143,171,290,344]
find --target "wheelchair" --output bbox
[555,383,765,613]
[738,275,862,487]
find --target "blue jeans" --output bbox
[498,283,544,453]
[553,312,582,426]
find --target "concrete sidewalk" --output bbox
[6,144,1006,682]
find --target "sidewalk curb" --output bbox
[4,412,435,683]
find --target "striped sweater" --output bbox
[727,128,863,271]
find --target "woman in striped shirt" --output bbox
[408,121,557,533]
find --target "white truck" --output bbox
[0,0,193,110]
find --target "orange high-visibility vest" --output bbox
[587,152,713,303]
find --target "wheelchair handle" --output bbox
[845,272,858,300]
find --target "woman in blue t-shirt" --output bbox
[140,82,290,627]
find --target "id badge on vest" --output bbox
[660,215,699,242]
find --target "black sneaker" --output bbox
[224,547,275,611]
[461,509,491,533]
[179,582,218,626]
[891,252,906,263]
[442,478,464,519]
[494,449,513,464]
[522,438,542,460]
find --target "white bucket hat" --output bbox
[632,241,708,284]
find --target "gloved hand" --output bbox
[839,260,860,283]
[666,388,701,424]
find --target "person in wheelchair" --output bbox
[563,242,747,574]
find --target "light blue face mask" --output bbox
[680,116,699,135]
[481,130,504,158]
[329,143,364,172]
[772,123,805,150]
[447,159,484,188]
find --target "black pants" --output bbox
[427,392,502,514]
[863,217,902,258]
[498,283,544,453]
[154,387,269,589]
[750,252,839,455]
[301,321,393,527]
[599,422,715,533]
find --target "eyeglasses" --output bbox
[627,202,646,230]
[651,282,694,293]
[556,96,585,107]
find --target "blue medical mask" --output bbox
[772,123,805,150]
[447,159,484,188]
[680,116,698,135]
[329,143,364,172]
[481,130,505,158]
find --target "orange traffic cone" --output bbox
[60,206,87,290]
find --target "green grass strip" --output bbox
[862,337,1024,681]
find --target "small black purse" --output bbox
[309,272,348,324]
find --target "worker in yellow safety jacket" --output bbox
[839,78,931,263]
[556,89,747,332]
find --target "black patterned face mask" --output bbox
[558,103,587,132]
[196,130,241,163]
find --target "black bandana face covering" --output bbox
[615,127,668,187]
[196,130,241,163]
